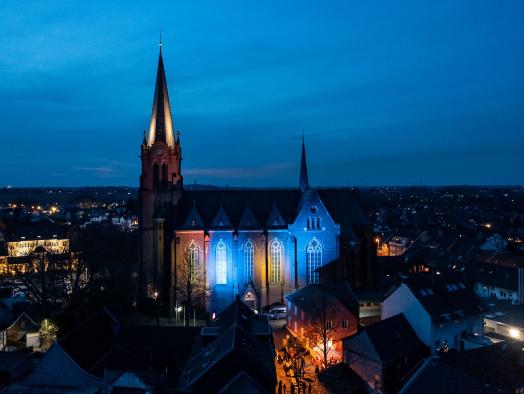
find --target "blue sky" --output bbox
[1,1,523,187]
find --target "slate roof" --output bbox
[402,358,497,394]
[59,308,120,375]
[403,273,485,323]
[352,313,426,363]
[467,261,519,291]
[208,296,271,336]
[439,342,524,392]
[286,282,359,318]
[174,188,368,232]
[0,351,32,373]
[117,325,200,372]
[183,323,275,390]
[5,219,67,242]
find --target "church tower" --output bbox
[139,43,183,305]
[299,135,309,191]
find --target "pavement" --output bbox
[271,319,330,394]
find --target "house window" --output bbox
[306,238,322,284]
[270,239,282,284]
[341,320,348,328]
[326,320,333,329]
[216,240,227,284]
[243,240,255,283]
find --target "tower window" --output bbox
[153,163,159,189]
[307,238,322,284]
[216,240,227,285]
[161,163,168,188]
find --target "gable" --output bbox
[23,343,103,388]
[212,205,232,228]
[182,204,205,228]
[239,205,259,228]
[345,331,381,363]
[292,190,338,231]
[266,204,286,227]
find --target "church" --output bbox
[139,46,377,315]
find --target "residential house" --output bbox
[181,296,277,393]
[468,261,524,304]
[381,274,486,352]
[343,313,429,393]
[399,357,499,394]
[285,282,359,363]
[483,300,524,341]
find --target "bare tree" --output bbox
[176,252,205,325]
[303,292,340,370]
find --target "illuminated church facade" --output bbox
[139,47,376,315]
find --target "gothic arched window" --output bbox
[152,163,159,189]
[270,239,283,284]
[216,240,227,284]
[185,241,199,285]
[161,163,168,188]
[244,240,255,283]
[307,238,322,284]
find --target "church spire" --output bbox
[299,134,309,191]
[147,42,175,148]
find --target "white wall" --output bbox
[382,284,484,353]
[474,282,518,303]
[431,315,483,351]
[381,284,432,347]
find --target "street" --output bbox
[271,319,330,394]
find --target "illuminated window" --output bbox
[186,241,199,284]
[270,239,283,284]
[307,238,322,284]
[244,240,255,283]
[216,240,227,284]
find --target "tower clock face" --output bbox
[155,147,164,156]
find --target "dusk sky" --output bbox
[1,1,523,187]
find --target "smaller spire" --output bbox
[159,29,163,51]
[299,133,309,191]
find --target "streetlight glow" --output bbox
[509,328,520,339]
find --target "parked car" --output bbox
[268,306,287,320]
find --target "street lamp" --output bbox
[153,291,159,325]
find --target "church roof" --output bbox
[174,188,368,231]
[147,47,175,148]
[211,204,233,229]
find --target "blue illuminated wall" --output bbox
[184,189,342,314]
